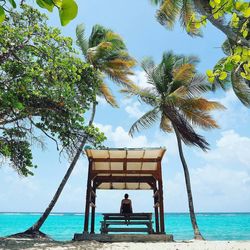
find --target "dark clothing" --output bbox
[121,203,132,214]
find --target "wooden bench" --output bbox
[100,213,153,234]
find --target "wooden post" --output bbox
[153,184,160,234]
[158,161,165,234]
[90,184,96,234]
[158,178,165,233]
[83,159,92,233]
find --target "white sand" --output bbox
[1,238,250,250]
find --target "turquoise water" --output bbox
[0,213,250,241]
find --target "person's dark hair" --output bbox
[124,193,129,199]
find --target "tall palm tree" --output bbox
[17,24,136,237]
[121,51,224,240]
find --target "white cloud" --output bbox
[201,130,250,169]
[95,123,151,148]
[212,90,249,129]
[124,101,144,119]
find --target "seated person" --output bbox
[120,193,133,214]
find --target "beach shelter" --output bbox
[83,147,166,234]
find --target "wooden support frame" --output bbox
[83,148,166,235]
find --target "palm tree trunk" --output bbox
[173,126,204,240]
[18,102,97,237]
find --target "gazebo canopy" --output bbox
[85,147,166,190]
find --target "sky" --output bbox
[0,0,250,214]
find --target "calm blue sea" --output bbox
[0,213,250,241]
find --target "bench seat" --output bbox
[100,213,153,234]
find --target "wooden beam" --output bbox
[153,186,160,234]
[84,159,92,233]
[94,176,156,183]
[157,161,165,234]
[91,158,161,163]
[91,170,158,175]
[90,185,96,234]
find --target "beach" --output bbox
[1,238,250,250]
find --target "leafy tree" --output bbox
[0,5,105,176]
[12,22,136,238]
[0,0,78,26]
[151,0,250,106]
[122,51,224,239]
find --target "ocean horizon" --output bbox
[1,212,250,241]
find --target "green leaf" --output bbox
[206,69,214,77]
[15,102,24,110]
[231,55,241,63]
[224,62,234,71]
[194,22,201,29]
[208,76,215,83]
[0,6,5,23]
[219,71,227,80]
[243,29,248,38]
[8,0,16,8]
[36,0,54,12]
[59,0,78,26]
[242,7,250,18]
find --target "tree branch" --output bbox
[194,0,250,48]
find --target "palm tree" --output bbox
[121,51,224,240]
[16,24,136,237]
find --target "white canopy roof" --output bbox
[85,147,166,190]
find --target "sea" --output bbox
[0,213,250,241]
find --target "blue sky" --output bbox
[0,0,250,213]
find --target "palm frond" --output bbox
[99,82,118,107]
[163,106,209,150]
[173,63,195,83]
[121,84,158,106]
[129,108,159,137]
[168,74,209,99]
[156,0,182,29]
[186,74,211,97]
[103,68,134,87]
[141,57,155,75]
[76,24,88,59]
[178,98,224,129]
[182,109,219,129]
[89,24,111,48]
[174,55,200,68]
[160,51,176,83]
[104,31,126,50]
[180,0,200,36]
[180,98,225,112]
